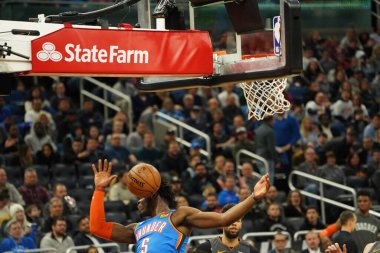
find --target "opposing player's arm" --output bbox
[175,174,269,228]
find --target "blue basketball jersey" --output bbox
[135,210,188,253]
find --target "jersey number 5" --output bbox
[140,237,150,253]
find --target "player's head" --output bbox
[137,180,176,217]
[339,211,356,232]
[357,190,372,213]
[221,204,241,239]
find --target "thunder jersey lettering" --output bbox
[135,210,188,253]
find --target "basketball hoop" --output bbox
[239,77,290,121]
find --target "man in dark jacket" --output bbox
[73,216,105,253]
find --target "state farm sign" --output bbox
[31,27,213,76]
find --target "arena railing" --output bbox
[236,149,269,175]
[288,170,380,223]
[153,111,212,160]
[79,76,133,133]
[66,242,120,253]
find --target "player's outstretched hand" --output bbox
[325,243,346,253]
[252,173,270,200]
[92,159,117,189]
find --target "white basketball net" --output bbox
[239,78,291,120]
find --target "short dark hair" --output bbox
[0,189,10,201]
[339,211,355,226]
[52,217,67,226]
[357,190,372,201]
[157,180,176,209]
[306,206,319,213]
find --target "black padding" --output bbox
[224,0,263,34]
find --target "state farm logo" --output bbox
[37,42,62,62]
[36,42,149,64]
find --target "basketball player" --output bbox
[196,203,258,253]
[90,159,270,253]
[325,242,380,253]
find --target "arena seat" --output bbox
[346,175,369,188]
[104,201,127,213]
[3,165,23,187]
[34,165,50,188]
[51,163,77,181]
[286,217,304,231]
[70,188,94,203]
[106,212,127,225]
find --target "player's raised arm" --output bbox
[175,174,270,228]
[89,159,137,244]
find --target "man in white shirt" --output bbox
[302,231,321,253]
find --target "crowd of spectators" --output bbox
[0,20,380,252]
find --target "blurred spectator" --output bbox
[295,147,319,206]
[201,193,221,212]
[217,175,239,207]
[85,246,98,253]
[0,168,24,205]
[126,122,148,154]
[330,90,354,125]
[25,205,43,233]
[303,58,323,84]
[209,122,234,159]
[36,111,57,141]
[283,190,306,218]
[170,176,186,197]
[0,221,36,253]
[24,98,52,125]
[18,168,50,209]
[363,113,380,139]
[300,116,319,147]
[24,86,50,113]
[358,136,373,164]
[63,139,87,165]
[232,127,255,163]
[351,94,369,120]
[240,162,260,190]
[105,134,136,166]
[136,132,161,165]
[50,82,67,110]
[181,94,195,119]
[87,125,104,150]
[184,106,207,142]
[343,151,367,178]
[188,142,208,164]
[302,231,322,253]
[222,94,243,126]
[317,151,346,199]
[5,204,34,240]
[132,92,155,124]
[0,189,11,226]
[231,115,254,140]
[333,211,358,253]
[320,49,337,74]
[157,127,176,153]
[217,84,240,108]
[323,127,358,165]
[158,141,188,177]
[269,232,294,253]
[366,148,380,177]
[352,191,380,253]
[274,112,301,172]
[258,203,294,239]
[184,162,216,208]
[305,92,331,124]
[318,113,340,141]
[159,97,183,121]
[108,171,137,207]
[258,185,281,214]
[77,99,103,133]
[42,197,65,233]
[112,78,137,99]
[181,155,200,183]
[0,97,11,124]
[104,120,128,149]
[255,116,278,183]
[340,25,362,53]
[40,217,75,253]
[44,183,79,217]
[63,123,86,155]
[35,143,60,167]
[216,160,237,190]
[54,98,77,143]
[300,206,326,230]
[73,216,104,253]
[24,122,57,155]
[2,123,23,154]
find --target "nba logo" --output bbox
[273,16,281,56]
